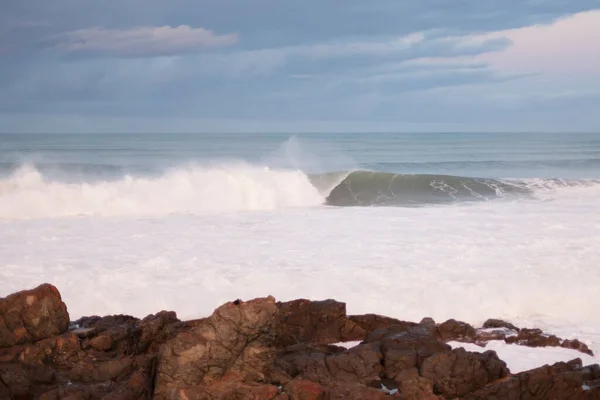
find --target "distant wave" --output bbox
[0,164,598,219]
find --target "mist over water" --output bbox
[1,132,600,360]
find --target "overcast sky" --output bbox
[1,1,599,133]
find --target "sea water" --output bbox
[1,132,599,361]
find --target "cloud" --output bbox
[52,25,238,56]
[476,10,600,75]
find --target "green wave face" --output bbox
[314,171,592,207]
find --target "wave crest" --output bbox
[0,164,324,219]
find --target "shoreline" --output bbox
[1,284,599,399]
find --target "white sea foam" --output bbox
[1,180,599,361]
[0,164,324,219]
[449,341,598,373]
[1,154,599,370]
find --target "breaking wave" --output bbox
[317,171,593,207]
[0,164,598,219]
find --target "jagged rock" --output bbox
[377,323,450,382]
[0,284,70,347]
[463,358,600,400]
[502,328,594,356]
[349,314,417,334]
[273,299,366,347]
[283,379,327,400]
[560,339,594,356]
[153,296,279,398]
[327,383,398,399]
[0,304,183,399]
[437,319,476,342]
[420,347,509,398]
[1,285,600,400]
[506,328,562,347]
[392,369,441,399]
[482,319,520,332]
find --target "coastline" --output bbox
[1,284,599,399]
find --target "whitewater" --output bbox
[1,132,600,367]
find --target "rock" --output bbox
[377,324,450,382]
[505,328,562,348]
[0,331,155,399]
[349,314,417,334]
[153,296,279,398]
[0,284,70,347]
[562,339,594,356]
[482,318,520,332]
[1,295,181,400]
[325,342,383,386]
[419,347,509,398]
[473,326,518,343]
[327,383,397,399]
[392,370,441,400]
[1,285,599,399]
[174,379,281,400]
[463,358,600,400]
[437,319,476,342]
[284,379,327,400]
[274,299,366,347]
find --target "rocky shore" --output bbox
[1,284,599,399]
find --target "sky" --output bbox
[1,0,599,133]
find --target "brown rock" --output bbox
[473,326,518,343]
[153,296,278,398]
[562,339,594,356]
[437,319,476,342]
[420,348,509,398]
[463,358,600,400]
[274,299,366,347]
[393,370,441,400]
[325,342,383,386]
[0,284,70,347]
[377,324,450,381]
[327,383,395,400]
[275,344,339,385]
[89,334,113,351]
[349,314,417,334]
[506,328,562,348]
[482,319,520,332]
[175,379,281,400]
[284,379,327,400]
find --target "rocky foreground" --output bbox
[1,284,599,399]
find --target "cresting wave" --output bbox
[0,164,597,219]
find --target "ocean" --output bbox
[1,132,599,357]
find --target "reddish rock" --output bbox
[437,319,476,342]
[153,297,279,398]
[2,285,600,400]
[562,339,594,356]
[0,284,70,347]
[274,299,366,346]
[325,342,383,386]
[506,328,562,348]
[482,318,520,332]
[377,324,450,382]
[175,379,281,400]
[473,326,518,343]
[420,348,509,398]
[349,314,417,334]
[327,383,397,399]
[463,358,600,400]
[392,370,441,400]
[284,379,327,400]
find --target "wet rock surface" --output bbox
[0,286,598,399]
